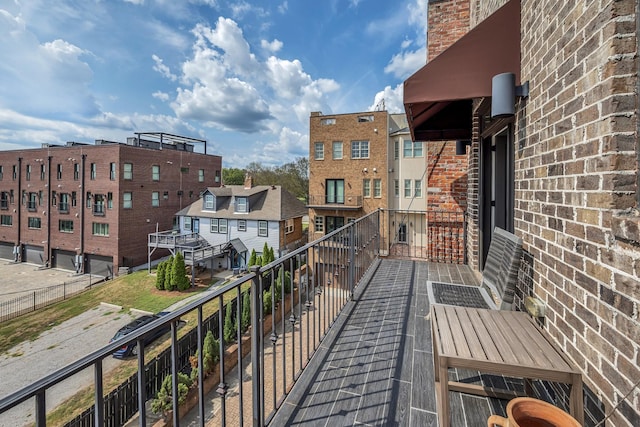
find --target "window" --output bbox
[40,164,45,181]
[163,191,169,200]
[59,220,74,233]
[13,165,18,180]
[325,216,344,233]
[404,180,412,198]
[184,217,192,231]
[60,193,70,212]
[71,191,77,207]
[90,163,97,180]
[363,179,371,198]
[26,165,31,181]
[238,219,246,232]
[326,179,344,204]
[152,192,159,207]
[27,192,37,211]
[86,192,92,208]
[258,220,268,237]
[285,218,294,234]
[1,215,12,226]
[51,191,57,206]
[321,118,336,125]
[398,223,407,243]
[152,165,160,181]
[314,216,324,233]
[394,141,399,160]
[0,165,3,180]
[414,180,422,197]
[332,142,343,160]
[110,163,116,180]
[92,223,109,236]
[351,141,369,159]
[204,194,214,210]
[198,169,204,182]
[219,219,228,233]
[107,192,113,209]
[56,164,62,180]
[236,197,247,213]
[215,170,220,183]
[123,163,133,180]
[403,140,423,157]
[123,192,132,209]
[0,192,8,209]
[394,180,399,197]
[28,217,41,229]
[314,142,324,160]
[210,218,218,233]
[357,114,374,122]
[94,194,105,214]
[374,179,382,198]
[74,163,80,180]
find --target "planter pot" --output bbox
[487,397,581,427]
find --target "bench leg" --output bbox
[569,373,584,426]
[438,357,450,427]
[433,325,440,382]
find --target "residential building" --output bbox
[175,174,307,270]
[404,0,640,424]
[0,133,222,277]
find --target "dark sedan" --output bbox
[110,312,171,358]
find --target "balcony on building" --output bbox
[307,194,363,210]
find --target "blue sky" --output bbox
[0,0,427,168]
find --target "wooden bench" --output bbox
[431,305,584,427]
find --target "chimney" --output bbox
[244,173,253,189]
[427,0,470,61]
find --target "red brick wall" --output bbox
[426,141,468,212]
[427,0,470,61]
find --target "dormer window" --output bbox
[236,197,248,213]
[204,194,214,210]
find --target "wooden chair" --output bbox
[427,226,523,310]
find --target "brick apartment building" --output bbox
[405,0,639,424]
[0,133,222,277]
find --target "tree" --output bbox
[241,291,251,332]
[164,256,175,291]
[262,242,270,265]
[263,290,272,315]
[172,252,190,291]
[256,255,263,266]
[223,303,236,343]
[222,168,245,185]
[151,372,192,416]
[248,249,257,267]
[155,262,166,290]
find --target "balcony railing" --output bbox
[93,204,105,216]
[0,211,381,426]
[0,199,8,210]
[27,201,37,211]
[307,194,363,208]
[59,203,69,213]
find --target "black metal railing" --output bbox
[0,210,382,427]
[307,194,363,208]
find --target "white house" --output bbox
[175,175,307,270]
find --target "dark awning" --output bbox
[404,0,521,141]
[223,238,247,254]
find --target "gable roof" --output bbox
[176,185,307,221]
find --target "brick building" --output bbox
[0,133,222,277]
[405,0,639,424]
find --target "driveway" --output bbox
[0,304,136,427]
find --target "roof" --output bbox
[403,0,521,141]
[176,185,307,221]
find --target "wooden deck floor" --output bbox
[271,258,511,426]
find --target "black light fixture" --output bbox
[456,140,471,155]
[491,72,529,118]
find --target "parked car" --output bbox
[110,312,171,358]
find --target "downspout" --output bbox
[17,157,22,260]
[80,154,86,273]
[46,156,52,266]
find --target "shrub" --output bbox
[241,291,251,332]
[191,330,220,382]
[155,262,166,290]
[223,304,236,343]
[165,256,175,291]
[248,249,257,267]
[172,252,190,291]
[262,242,270,264]
[151,372,192,416]
[256,256,263,267]
[263,290,272,315]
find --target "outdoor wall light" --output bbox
[456,140,471,155]
[491,72,529,118]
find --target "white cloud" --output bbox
[277,1,288,14]
[152,91,170,101]
[152,54,177,81]
[384,46,426,79]
[229,1,268,19]
[368,84,404,114]
[123,0,145,5]
[261,38,283,53]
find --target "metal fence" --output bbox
[0,210,381,427]
[0,276,100,323]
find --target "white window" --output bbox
[110,163,116,180]
[198,169,205,182]
[363,179,371,198]
[394,141,399,160]
[236,197,248,213]
[184,217,192,231]
[219,219,228,233]
[92,223,109,236]
[314,142,324,160]
[414,180,423,197]
[357,115,374,122]
[152,165,160,181]
[404,180,412,198]
[90,163,97,180]
[285,218,294,234]
[321,118,336,125]
[394,180,399,197]
[351,141,369,159]
[210,219,218,233]
[314,216,324,232]
[258,220,268,237]
[204,194,214,210]
[152,191,159,207]
[374,179,382,198]
[403,140,423,157]
[332,142,343,160]
[238,220,246,232]
[123,192,132,209]
[123,163,133,180]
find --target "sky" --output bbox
[0,0,428,168]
